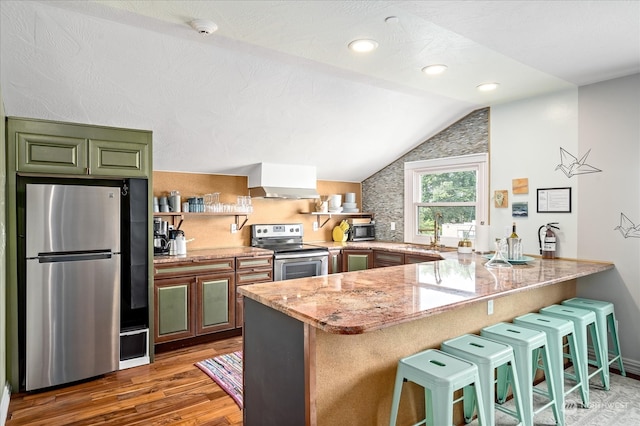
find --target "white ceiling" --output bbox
[1,1,638,182]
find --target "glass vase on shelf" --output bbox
[485,238,512,268]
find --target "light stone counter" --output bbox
[153,246,272,264]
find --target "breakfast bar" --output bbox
[239,253,613,425]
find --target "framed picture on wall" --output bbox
[537,187,572,213]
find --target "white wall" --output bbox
[490,75,640,374]
[490,89,579,257]
[576,74,640,372]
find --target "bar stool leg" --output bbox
[462,385,476,423]
[608,314,626,376]
[496,364,509,404]
[389,374,404,426]
[588,322,607,388]
[567,331,589,407]
[430,384,455,426]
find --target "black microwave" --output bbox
[348,222,375,241]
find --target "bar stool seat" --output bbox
[514,313,587,418]
[441,334,524,426]
[540,304,606,396]
[389,349,487,426]
[481,322,561,426]
[562,297,626,387]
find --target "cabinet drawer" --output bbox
[154,258,235,278]
[17,132,88,174]
[236,268,273,285]
[236,256,273,270]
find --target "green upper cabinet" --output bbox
[17,132,88,174]
[89,138,149,177]
[8,117,151,178]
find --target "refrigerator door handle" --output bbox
[35,250,116,263]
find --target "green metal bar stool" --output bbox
[514,313,587,420]
[389,349,487,426]
[540,304,605,398]
[441,334,524,426]
[481,322,561,426]
[562,297,626,387]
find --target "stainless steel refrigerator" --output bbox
[25,183,121,391]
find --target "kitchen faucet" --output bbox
[431,212,443,248]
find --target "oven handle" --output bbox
[274,251,329,260]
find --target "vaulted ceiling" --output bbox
[1,1,638,181]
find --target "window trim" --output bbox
[404,153,488,245]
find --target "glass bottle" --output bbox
[485,238,512,268]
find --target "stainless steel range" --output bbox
[251,223,329,281]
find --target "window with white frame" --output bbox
[404,153,488,247]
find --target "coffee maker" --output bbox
[153,218,169,255]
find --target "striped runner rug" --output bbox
[195,351,243,408]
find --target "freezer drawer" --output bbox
[26,255,120,390]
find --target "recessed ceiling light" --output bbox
[422,64,448,75]
[348,39,379,53]
[477,82,500,92]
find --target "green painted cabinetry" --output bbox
[9,117,150,177]
[4,116,153,390]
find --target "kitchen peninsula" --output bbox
[239,253,613,425]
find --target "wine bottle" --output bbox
[510,222,519,238]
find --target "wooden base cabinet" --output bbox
[373,250,404,268]
[328,249,342,274]
[154,259,235,344]
[235,256,273,328]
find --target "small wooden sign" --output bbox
[512,178,529,194]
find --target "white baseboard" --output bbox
[620,356,640,376]
[587,348,640,377]
[0,382,10,426]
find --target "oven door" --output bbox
[274,251,328,281]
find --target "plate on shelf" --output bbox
[483,254,535,264]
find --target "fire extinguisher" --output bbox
[538,222,559,259]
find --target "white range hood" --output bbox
[248,163,320,199]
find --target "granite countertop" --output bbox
[153,241,443,264]
[238,253,613,335]
[153,246,273,264]
[310,240,447,257]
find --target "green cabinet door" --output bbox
[342,249,373,272]
[196,273,235,334]
[16,132,88,174]
[89,139,149,177]
[155,278,195,343]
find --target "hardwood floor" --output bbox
[7,336,243,426]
